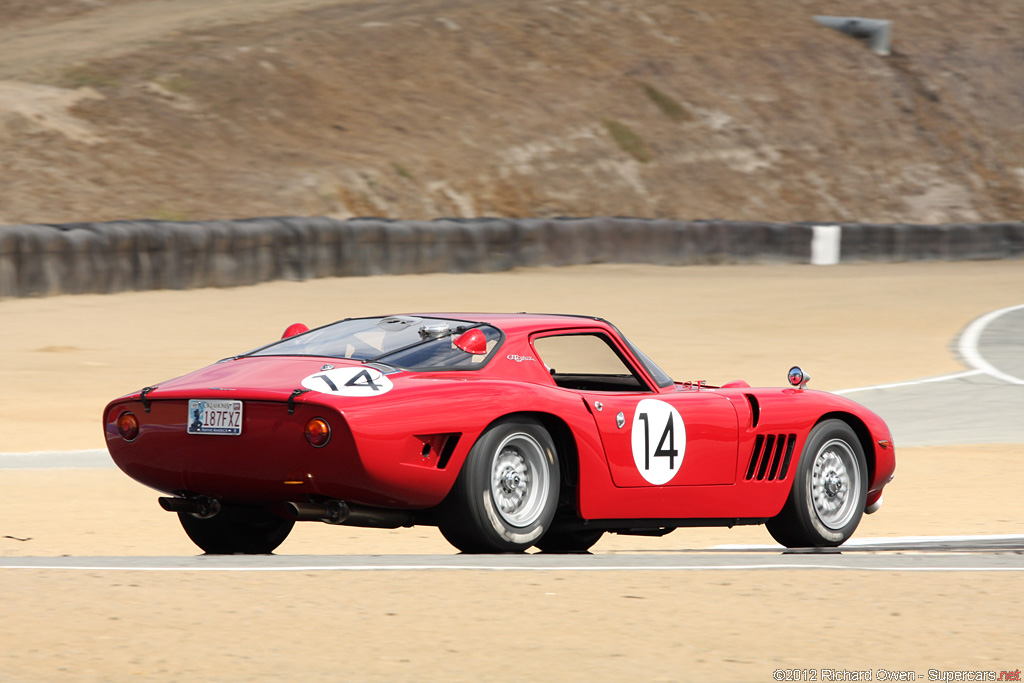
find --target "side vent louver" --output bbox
[744,394,760,428]
[745,434,796,481]
[437,433,460,469]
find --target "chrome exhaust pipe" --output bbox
[287,500,350,524]
[345,505,415,529]
[158,496,221,519]
[287,500,415,528]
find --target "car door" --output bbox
[581,388,738,486]
[531,330,738,487]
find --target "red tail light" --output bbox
[117,412,140,441]
[304,417,331,447]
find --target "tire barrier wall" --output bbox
[1,217,1022,298]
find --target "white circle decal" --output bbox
[301,366,394,397]
[630,398,686,485]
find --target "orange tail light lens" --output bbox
[117,412,140,441]
[304,417,331,448]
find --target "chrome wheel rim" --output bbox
[489,432,550,528]
[810,439,861,530]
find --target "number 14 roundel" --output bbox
[301,366,394,397]
[630,398,687,485]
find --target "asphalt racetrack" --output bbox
[1,262,1023,681]
[837,303,1024,446]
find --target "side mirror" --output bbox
[453,328,488,355]
[788,366,810,389]
[282,323,309,339]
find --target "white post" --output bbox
[811,225,842,265]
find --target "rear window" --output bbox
[246,316,502,371]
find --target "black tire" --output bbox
[438,417,560,553]
[767,419,868,548]
[535,527,604,553]
[177,506,294,554]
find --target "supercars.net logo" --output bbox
[773,669,1021,681]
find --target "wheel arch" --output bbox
[479,411,580,489]
[814,411,876,488]
[436,410,567,552]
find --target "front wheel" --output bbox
[178,505,294,554]
[767,420,868,548]
[438,418,560,553]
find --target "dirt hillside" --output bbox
[1,0,1022,226]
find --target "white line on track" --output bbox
[3,536,1023,572]
[834,369,982,395]
[1,563,1022,572]
[836,301,1024,394]
[0,448,110,467]
[714,533,1024,550]
[957,302,1024,385]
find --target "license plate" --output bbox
[187,399,243,436]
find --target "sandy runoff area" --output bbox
[1,261,1023,681]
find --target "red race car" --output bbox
[103,313,895,554]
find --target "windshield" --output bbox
[610,325,674,388]
[245,316,502,371]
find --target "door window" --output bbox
[532,333,649,392]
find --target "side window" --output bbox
[532,334,648,392]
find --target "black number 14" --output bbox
[313,370,380,392]
[345,369,381,391]
[638,412,679,470]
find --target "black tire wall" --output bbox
[2,217,1022,298]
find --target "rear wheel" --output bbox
[767,419,868,548]
[178,505,294,554]
[438,417,559,553]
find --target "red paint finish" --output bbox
[103,313,895,536]
[585,387,740,487]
